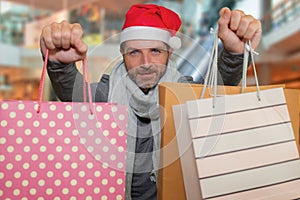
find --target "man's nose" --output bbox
[140,51,151,65]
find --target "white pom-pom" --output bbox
[169,36,181,49]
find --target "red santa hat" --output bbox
[120,4,182,49]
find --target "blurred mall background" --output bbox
[0,0,300,101]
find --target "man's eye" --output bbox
[151,49,161,54]
[129,50,140,55]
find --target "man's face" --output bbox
[121,40,171,90]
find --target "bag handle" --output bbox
[200,28,219,104]
[37,49,93,114]
[82,57,93,111]
[242,41,261,100]
[201,28,261,104]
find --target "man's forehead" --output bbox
[124,40,166,49]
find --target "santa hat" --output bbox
[120,4,182,49]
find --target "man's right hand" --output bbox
[40,21,88,64]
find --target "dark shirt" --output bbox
[131,117,156,200]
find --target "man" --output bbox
[40,4,262,200]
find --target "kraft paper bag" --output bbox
[173,87,300,199]
[157,82,299,200]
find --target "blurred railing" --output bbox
[262,0,300,34]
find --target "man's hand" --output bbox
[218,7,262,54]
[40,21,88,63]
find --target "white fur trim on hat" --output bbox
[169,36,181,49]
[120,26,181,49]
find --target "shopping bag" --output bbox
[173,87,300,199]
[172,37,300,199]
[0,50,128,199]
[157,35,300,200]
[158,83,300,200]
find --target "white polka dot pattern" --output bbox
[0,101,127,199]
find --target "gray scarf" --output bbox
[108,59,182,199]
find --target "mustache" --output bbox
[134,64,166,74]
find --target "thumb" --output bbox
[218,7,231,39]
[73,38,88,58]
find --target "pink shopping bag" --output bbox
[0,50,127,199]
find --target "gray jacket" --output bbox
[46,48,245,200]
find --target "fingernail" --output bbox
[221,8,230,19]
[223,10,230,19]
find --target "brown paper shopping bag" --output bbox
[157,37,300,200]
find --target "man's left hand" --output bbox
[218,7,262,53]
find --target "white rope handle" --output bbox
[242,41,261,101]
[201,28,219,100]
[201,29,261,104]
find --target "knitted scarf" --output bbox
[108,59,182,199]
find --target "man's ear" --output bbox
[168,48,174,56]
[120,48,124,55]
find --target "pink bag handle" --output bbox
[37,49,93,114]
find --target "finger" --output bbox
[41,25,55,50]
[70,23,83,46]
[51,22,62,48]
[218,7,231,39]
[230,10,245,31]
[70,23,87,55]
[61,21,72,49]
[244,20,262,49]
[235,15,253,39]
